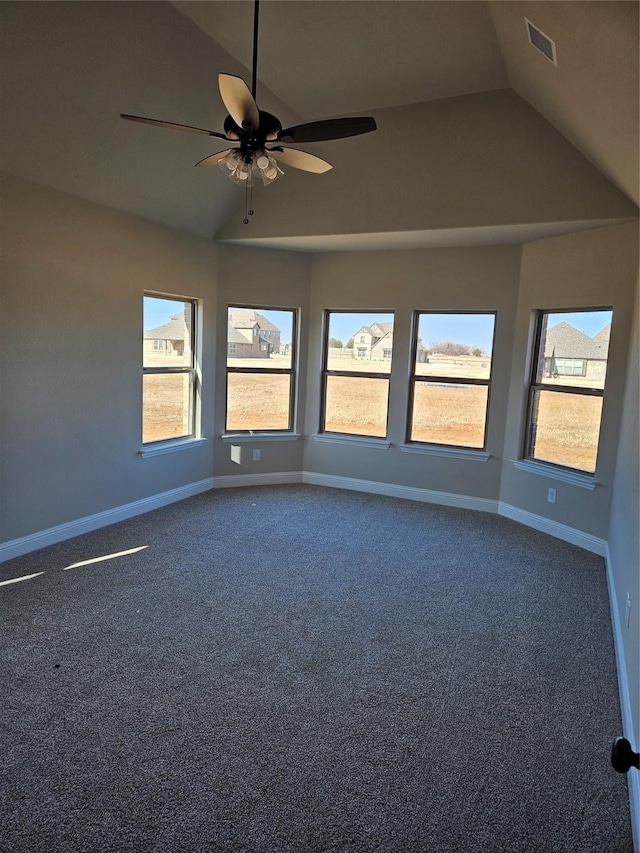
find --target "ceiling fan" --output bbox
[121,0,377,221]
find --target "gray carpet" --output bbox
[0,484,632,852]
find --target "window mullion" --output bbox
[531,382,602,398]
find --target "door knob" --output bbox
[611,737,639,773]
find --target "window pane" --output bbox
[143,373,193,443]
[324,375,389,437]
[327,312,394,374]
[411,382,488,448]
[529,389,603,473]
[226,372,291,431]
[535,310,612,389]
[143,297,192,368]
[415,313,495,379]
[228,307,294,369]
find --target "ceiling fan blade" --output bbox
[218,74,260,131]
[120,114,228,140]
[278,116,377,144]
[195,149,235,168]
[269,147,332,174]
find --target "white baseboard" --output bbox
[2,473,608,563]
[0,478,214,563]
[212,471,303,489]
[605,544,640,853]
[498,501,607,555]
[302,471,498,514]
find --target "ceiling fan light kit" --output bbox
[120,0,376,221]
[218,149,283,187]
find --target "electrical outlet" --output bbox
[625,593,632,629]
[252,449,261,462]
[547,488,556,504]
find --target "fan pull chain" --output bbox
[243,178,255,225]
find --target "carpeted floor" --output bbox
[0,484,632,852]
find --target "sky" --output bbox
[546,309,612,337]
[143,296,185,332]
[329,312,495,354]
[327,313,394,347]
[145,299,612,348]
[416,313,495,353]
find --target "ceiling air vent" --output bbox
[525,18,557,66]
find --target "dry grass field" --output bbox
[143,374,192,442]
[143,354,602,472]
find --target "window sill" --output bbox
[139,438,206,458]
[312,434,390,450]
[511,459,597,490]
[399,443,490,462]
[221,432,301,443]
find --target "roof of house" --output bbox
[229,309,280,333]
[144,313,188,341]
[544,322,609,360]
[370,322,394,336]
[592,323,611,351]
[371,334,394,353]
[354,323,394,339]
[227,323,250,345]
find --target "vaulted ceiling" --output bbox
[1,1,637,248]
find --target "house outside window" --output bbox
[226,306,297,432]
[321,311,394,438]
[525,308,612,474]
[143,294,198,444]
[408,312,496,449]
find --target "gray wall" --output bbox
[500,223,639,539]
[0,173,218,542]
[608,274,640,748]
[303,246,521,499]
